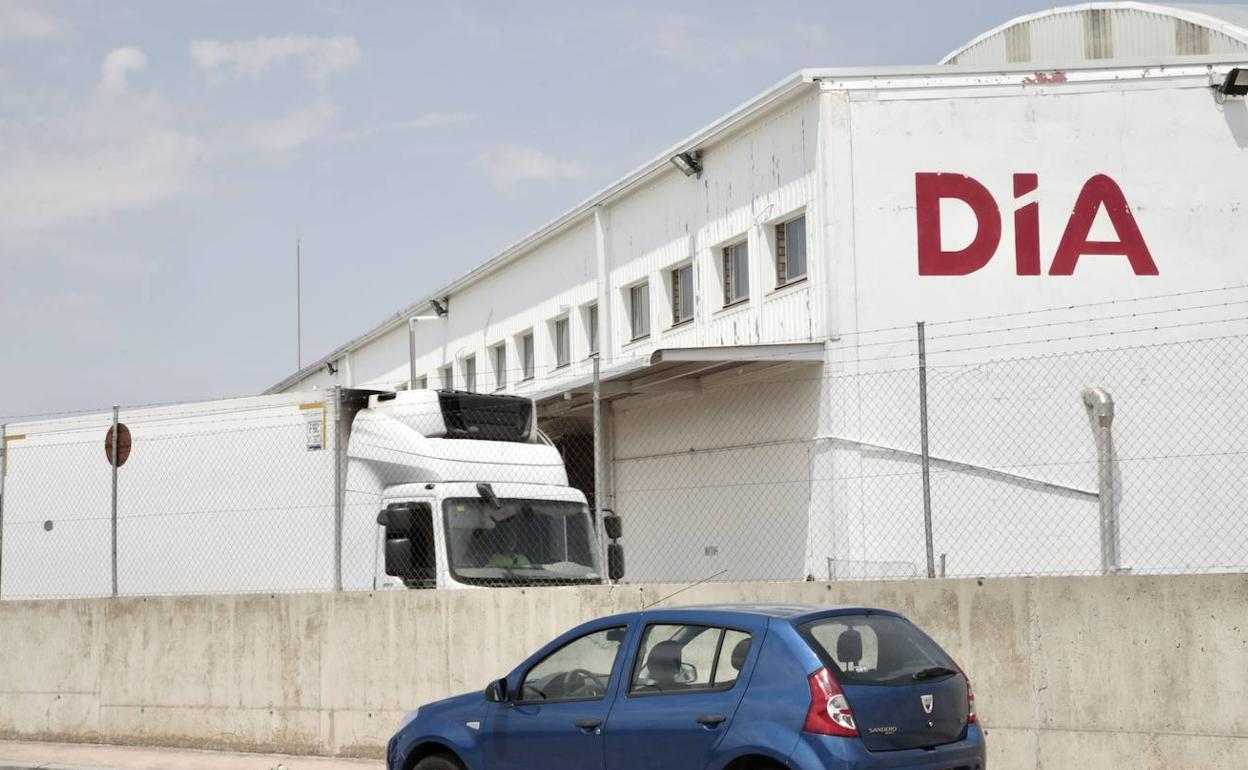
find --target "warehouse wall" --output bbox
[1,574,1245,768]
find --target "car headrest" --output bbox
[730,637,752,671]
[645,640,684,678]
[837,628,863,665]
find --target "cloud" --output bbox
[0,2,59,39]
[478,145,588,191]
[98,47,148,94]
[0,49,198,241]
[0,129,199,239]
[332,112,473,143]
[641,15,764,69]
[246,98,340,152]
[190,35,362,81]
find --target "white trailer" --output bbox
[0,390,619,599]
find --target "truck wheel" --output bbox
[414,754,464,770]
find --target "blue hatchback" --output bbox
[387,604,986,770]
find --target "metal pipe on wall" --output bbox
[1082,387,1120,575]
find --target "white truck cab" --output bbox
[341,389,620,591]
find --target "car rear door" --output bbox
[602,615,767,770]
[799,612,971,752]
[483,623,632,770]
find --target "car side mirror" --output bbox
[485,677,509,703]
[603,512,622,540]
[608,543,625,581]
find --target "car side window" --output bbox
[630,624,752,695]
[520,626,625,703]
[714,628,752,688]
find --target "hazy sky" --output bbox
[2,0,1234,419]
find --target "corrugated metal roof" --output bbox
[943,2,1248,65]
[1172,3,1248,30]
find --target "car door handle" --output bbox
[575,718,602,730]
[696,714,727,727]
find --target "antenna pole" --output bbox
[296,236,303,371]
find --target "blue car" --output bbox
[387,604,986,770]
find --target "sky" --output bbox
[1,0,1236,419]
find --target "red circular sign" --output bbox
[105,424,132,467]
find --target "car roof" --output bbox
[643,603,897,624]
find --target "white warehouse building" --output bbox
[272,4,1248,583]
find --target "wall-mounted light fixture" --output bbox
[430,297,449,317]
[670,150,703,177]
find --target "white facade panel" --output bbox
[269,60,1248,585]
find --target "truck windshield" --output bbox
[443,498,600,585]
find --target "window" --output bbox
[521,626,626,703]
[629,282,650,341]
[671,263,693,325]
[520,331,535,381]
[776,215,807,286]
[463,355,477,393]
[586,304,599,355]
[630,624,752,695]
[554,317,571,368]
[439,364,453,390]
[722,240,749,305]
[800,614,956,686]
[492,344,507,391]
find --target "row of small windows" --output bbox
[414,213,806,387]
[415,305,598,393]
[629,213,807,341]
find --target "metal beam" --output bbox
[649,342,825,365]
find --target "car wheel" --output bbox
[413,754,463,770]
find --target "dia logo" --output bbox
[915,173,1159,277]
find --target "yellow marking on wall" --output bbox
[2,434,26,478]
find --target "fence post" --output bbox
[333,385,344,591]
[110,405,120,597]
[0,423,6,599]
[917,322,936,579]
[592,355,608,582]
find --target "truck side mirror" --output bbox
[603,512,622,541]
[385,537,420,579]
[608,543,625,581]
[485,677,509,703]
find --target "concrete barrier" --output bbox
[1,574,1245,767]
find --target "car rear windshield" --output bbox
[799,613,958,687]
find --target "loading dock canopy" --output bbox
[535,342,825,414]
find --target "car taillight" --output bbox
[964,673,977,724]
[803,667,858,737]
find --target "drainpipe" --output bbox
[1081,387,1120,575]
[408,315,443,390]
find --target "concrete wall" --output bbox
[1,574,1245,767]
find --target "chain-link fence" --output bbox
[3,315,1247,599]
